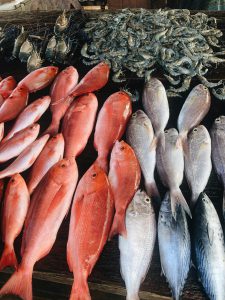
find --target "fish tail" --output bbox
[191,192,199,208]
[43,120,60,136]
[179,131,188,156]
[95,156,108,173]
[0,244,18,271]
[0,265,33,300]
[157,131,165,151]
[126,292,140,300]
[109,212,127,240]
[223,190,225,220]
[145,180,161,201]
[70,276,91,300]
[170,188,192,220]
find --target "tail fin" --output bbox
[157,131,165,151]
[95,156,108,174]
[170,188,192,220]
[43,120,60,136]
[0,266,32,300]
[191,192,199,209]
[109,212,127,240]
[0,245,18,271]
[179,131,188,156]
[126,293,140,300]
[223,190,225,221]
[145,180,160,200]
[70,277,91,300]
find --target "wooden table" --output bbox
[0,9,224,300]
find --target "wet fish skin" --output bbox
[0,86,29,123]
[211,115,225,219]
[126,110,159,199]
[0,76,16,92]
[27,133,65,194]
[185,125,212,207]
[62,93,98,159]
[158,193,191,300]
[67,162,114,300]
[178,84,211,149]
[44,66,79,136]
[193,193,225,300]
[119,189,156,300]
[0,174,29,271]
[142,78,169,148]
[0,124,40,163]
[18,66,59,93]
[0,134,49,179]
[94,91,132,172]
[70,62,110,97]
[2,95,51,142]
[0,159,78,300]
[156,128,191,218]
[108,140,141,239]
[0,123,4,142]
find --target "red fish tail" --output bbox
[0,265,33,300]
[109,211,127,240]
[95,156,108,173]
[43,118,60,136]
[0,244,18,271]
[70,275,91,300]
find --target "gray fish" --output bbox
[158,192,191,300]
[119,189,156,300]
[142,78,169,149]
[211,116,225,219]
[177,84,211,152]
[27,50,43,73]
[19,39,33,63]
[12,26,27,58]
[45,36,56,62]
[156,128,191,218]
[185,125,212,207]
[126,110,160,199]
[193,193,225,300]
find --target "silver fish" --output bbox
[142,78,169,148]
[158,192,191,300]
[12,26,27,58]
[185,125,212,207]
[45,36,56,62]
[126,110,160,199]
[19,39,33,63]
[156,128,191,218]
[27,50,43,73]
[211,116,225,219]
[177,84,211,151]
[193,193,225,300]
[119,189,156,300]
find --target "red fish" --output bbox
[44,66,79,136]
[67,163,114,300]
[94,91,132,172]
[0,159,78,300]
[0,76,17,93]
[0,124,40,163]
[18,66,58,93]
[0,174,29,271]
[0,134,49,179]
[27,133,65,194]
[62,93,98,159]
[0,123,4,142]
[2,96,51,142]
[108,140,141,239]
[0,86,29,123]
[70,62,110,97]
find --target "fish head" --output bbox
[164,128,179,145]
[160,192,171,213]
[9,173,25,188]
[145,77,162,89]
[191,84,210,101]
[48,133,64,147]
[130,109,149,124]
[50,158,77,185]
[43,66,59,77]
[27,123,40,133]
[212,115,225,130]
[189,125,210,144]
[195,193,213,216]
[12,85,29,98]
[127,189,154,216]
[111,140,134,162]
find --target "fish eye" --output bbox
[92,173,97,178]
[193,128,198,132]
[216,118,220,122]
[61,163,66,168]
[132,112,137,118]
[145,197,150,203]
[165,130,168,134]
[120,146,125,151]
[11,178,15,183]
[203,86,207,90]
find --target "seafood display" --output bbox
[158,193,191,300]
[119,190,156,300]
[193,193,225,300]
[82,9,225,99]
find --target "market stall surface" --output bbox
[0,9,224,300]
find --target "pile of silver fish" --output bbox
[0,10,86,72]
[82,8,225,99]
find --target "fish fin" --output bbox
[157,132,165,151]
[70,273,91,300]
[145,180,161,205]
[223,190,225,220]
[108,212,127,240]
[170,189,192,220]
[0,245,18,271]
[0,266,32,300]
[95,156,108,173]
[43,121,60,136]
[207,223,214,246]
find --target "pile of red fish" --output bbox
[0,62,141,300]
